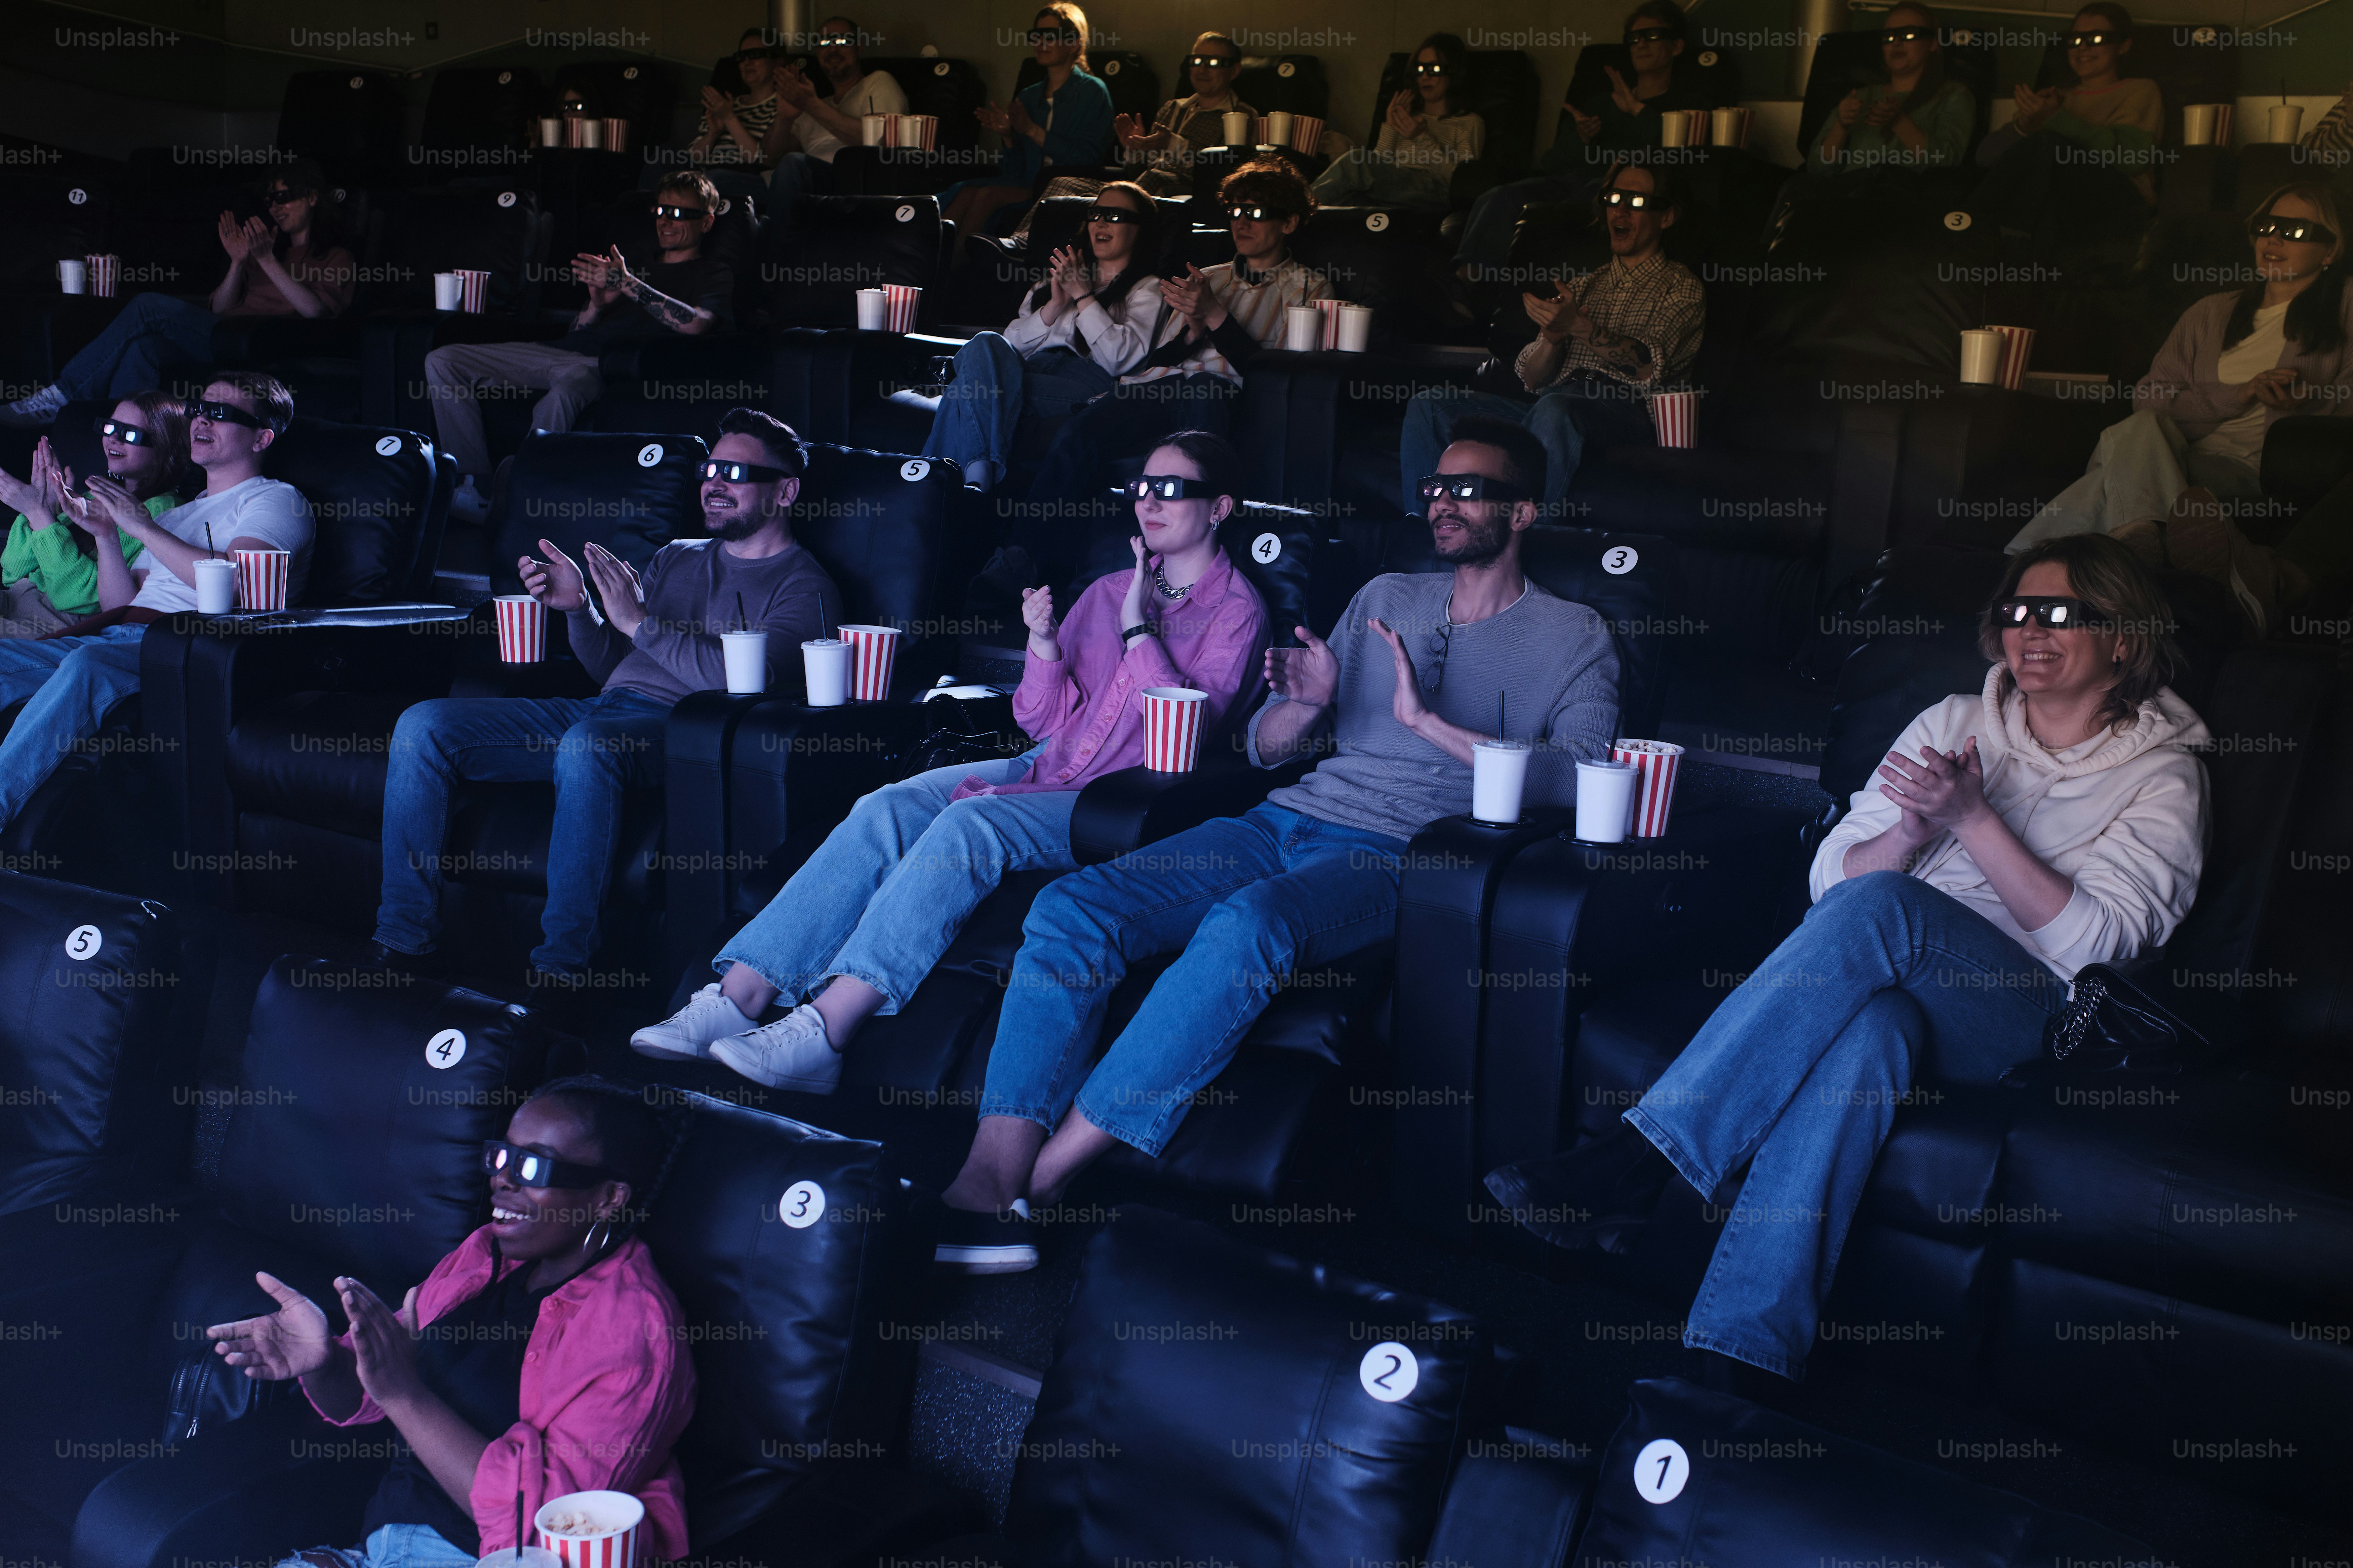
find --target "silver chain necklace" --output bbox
[1152,561,1191,600]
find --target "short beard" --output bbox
[707,506,769,542]
[1433,511,1511,568]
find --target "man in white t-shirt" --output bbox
[0,372,313,828]
[770,15,908,218]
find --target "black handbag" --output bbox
[2000,954,2215,1087]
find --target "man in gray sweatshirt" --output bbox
[371,408,843,983]
[929,415,1623,1273]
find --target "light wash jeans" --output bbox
[374,688,671,972]
[1625,871,2066,1380]
[2008,408,2264,552]
[273,1523,473,1568]
[982,802,1405,1156]
[55,292,217,402]
[1400,382,1654,510]
[920,337,1115,492]
[715,753,1079,1011]
[0,622,147,829]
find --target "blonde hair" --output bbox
[1977,534,2183,729]
[1036,2,1090,72]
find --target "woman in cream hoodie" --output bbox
[1489,533,2209,1382]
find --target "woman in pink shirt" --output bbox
[207,1078,697,1566]
[632,429,1269,1092]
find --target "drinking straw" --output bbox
[1499,692,1506,740]
[736,590,747,633]
[205,521,216,558]
[514,1487,525,1559]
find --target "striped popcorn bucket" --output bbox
[232,547,290,612]
[1288,115,1324,154]
[893,113,937,150]
[1710,106,1752,148]
[838,623,901,701]
[601,117,630,153]
[493,594,545,663]
[1682,110,1711,145]
[1314,297,1345,350]
[1988,325,2035,391]
[84,253,119,298]
[883,283,921,332]
[1611,739,1684,838]
[564,113,587,148]
[1647,390,1697,448]
[862,113,891,146]
[456,269,491,313]
[537,1490,643,1568]
[1141,687,1207,772]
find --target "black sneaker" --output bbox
[1484,1121,1677,1254]
[933,1201,1038,1274]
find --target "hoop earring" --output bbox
[582,1215,618,1255]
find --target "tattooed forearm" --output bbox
[621,275,709,333]
[1585,322,1653,368]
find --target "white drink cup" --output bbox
[1471,740,1533,825]
[1959,328,2005,385]
[539,117,562,147]
[2269,104,2304,143]
[193,558,237,615]
[1222,109,1252,144]
[854,287,888,330]
[802,638,851,706]
[862,113,890,146]
[580,118,603,149]
[477,1551,563,1568]
[1282,303,1321,353]
[1333,302,1373,352]
[1575,759,1638,843]
[1267,110,1295,146]
[723,629,768,694]
[1660,111,1693,147]
[57,259,86,294]
[2182,104,2221,145]
[434,272,463,311]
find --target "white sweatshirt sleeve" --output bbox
[2018,753,2209,974]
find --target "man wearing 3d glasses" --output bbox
[424,171,733,527]
[1401,160,1703,508]
[370,408,841,988]
[0,373,312,833]
[928,416,1621,1261]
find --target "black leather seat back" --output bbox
[639,1094,919,1537]
[276,69,406,175]
[1367,49,1540,181]
[1290,206,1448,326]
[0,175,117,293]
[550,59,678,154]
[214,960,552,1287]
[1582,1378,2153,1566]
[422,66,548,152]
[1383,522,1677,742]
[794,443,961,662]
[766,195,942,327]
[861,57,989,150]
[264,419,440,604]
[489,431,709,594]
[1225,505,1315,649]
[377,187,544,313]
[1234,55,1330,119]
[1008,1207,1494,1563]
[0,876,184,1217]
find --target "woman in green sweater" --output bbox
[0,391,185,635]
[1969,4,2164,235]
[1805,1,1976,180]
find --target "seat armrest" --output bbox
[208,313,364,366]
[1424,1438,1592,1567]
[1069,758,1309,864]
[2259,414,2353,508]
[698,1461,981,1564]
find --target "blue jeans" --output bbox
[273,1523,473,1568]
[716,752,1079,1011]
[0,623,147,829]
[1626,872,2067,1380]
[1455,174,1588,270]
[375,688,671,972]
[56,292,217,402]
[1401,381,1655,510]
[983,802,1405,1156]
[920,337,1115,491]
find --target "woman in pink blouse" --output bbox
[633,430,1270,1092]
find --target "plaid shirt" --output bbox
[1514,250,1704,390]
[2306,98,2353,159]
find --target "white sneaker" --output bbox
[448,474,490,525]
[709,1002,843,1093]
[0,384,66,429]
[630,983,755,1061]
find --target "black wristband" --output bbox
[1121,623,1153,643]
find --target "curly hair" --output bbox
[1218,159,1316,223]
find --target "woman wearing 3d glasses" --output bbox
[1312,32,1484,212]
[0,392,185,635]
[939,2,1115,238]
[2009,182,2353,626]
[920,180,1166,493]
[1493,533,2209,1389]
[1970,4,2163,230]
[633,430,1268,1093]
[1801,3,1975,182]
[209,1077,697,1566]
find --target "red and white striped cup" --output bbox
[563,113,588,149]
[1612,739,1684,838]
[494,593,544,663]
[838,623,901,701]
[1987,325,2035,391]
[84,254,119,298]
[536,1489,643,1568]
[232,548,290,612]
[893,113,937,150]
[883,283,921,332]
[456,269,491,313]
[601,117,629,153]
[1314,297,1346,350]
[1710,107,1752,148]
[1141,686,1207,772]
[1288,115,1324,154]
[1648,390,1698,448]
